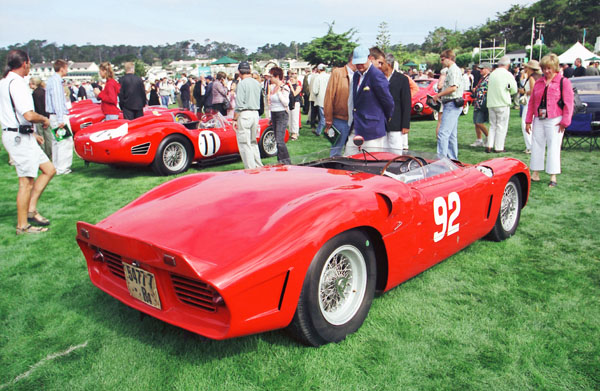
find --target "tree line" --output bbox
[1,0,596,70]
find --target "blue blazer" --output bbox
[352,65,394,141]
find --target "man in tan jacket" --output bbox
[323,54,357,156]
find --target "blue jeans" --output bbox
[330,118,351,157]
[160,95,169,107]
[316,106,325,135]
[437,101,462,160]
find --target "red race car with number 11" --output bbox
[77,144,529,345]
[74,112,281,175]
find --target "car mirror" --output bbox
[353,135,364,147]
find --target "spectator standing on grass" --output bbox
[179,77,191,111]
[344,45,394,156]
[118,62,147,120]
[95,62,120,121]
[268,66,292,164]
[312,64,330,136]
[520,60,543,154]
[525,54,574,188]
[46,59,73,174]
[585,61,600,76]
[470,62,491,148]
[148,83,160,106]
[432,49,463,159]
[375,50,412,151]
[211,72,229,116]
[158,77,170,107]
[29,77,52,158]
[573,58,586,77]
[1,49,55,235]
[287,70,302,140]
[323,53,356,156]
[193,76,206,114]
[485,56,518,153]
[233,61,263,169]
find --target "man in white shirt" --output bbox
[0,50,56,234]
[312,64,330,135]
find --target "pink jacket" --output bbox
[526,74,574,128]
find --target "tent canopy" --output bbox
[403,61,418,67]
[211,56,238,65]
[558,42,597,66]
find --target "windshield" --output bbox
[293,147,460,183]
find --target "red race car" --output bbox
[74,112,281,175]
[411,78,473,120]
[76,146,530,345]
[68,103,197,134]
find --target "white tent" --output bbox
[558,42,597,66]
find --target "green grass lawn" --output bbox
[1,110,599,390]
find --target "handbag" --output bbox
[223,97,231,111]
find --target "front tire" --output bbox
[288,229,376,346]
[487,177,522,241]
[151,134,193,175]
[258,126,277,158]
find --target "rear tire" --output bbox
[487,177,522,241]
[287,229,376,346]
[151,134,193,175]
[258,126,277,158]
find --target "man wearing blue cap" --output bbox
[344,46,394,156]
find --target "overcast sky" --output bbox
[2,0,534,52]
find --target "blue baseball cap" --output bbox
[352,46,369,65]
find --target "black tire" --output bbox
[287,229,377,346]
[487,177,522,241]
[258,126,277,158]
[151,134,193,176]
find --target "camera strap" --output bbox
[7,80,24,127]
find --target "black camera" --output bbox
[18,125,33,134]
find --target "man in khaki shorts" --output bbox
[0,50,56,234]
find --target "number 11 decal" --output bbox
[433,192,461,242]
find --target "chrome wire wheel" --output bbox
[318,245,367,326]
[163,141,187,172]
[262,129,277,156]
[500,181,519,232]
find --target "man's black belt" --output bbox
[4,128,18,132]
[240,109,258,112]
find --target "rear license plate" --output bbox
[123,263,161,309]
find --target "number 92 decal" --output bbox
[433,192,460,242]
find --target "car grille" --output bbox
[170,274,218,312]
[101,248,125,280]
[131,142,151,155]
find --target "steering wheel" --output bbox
[380,155,424,175]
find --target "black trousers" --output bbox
[309,101,320,127]
[122,107,144,120]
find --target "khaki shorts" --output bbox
[2,131,49,177]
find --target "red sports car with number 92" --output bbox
[76,147,530,346]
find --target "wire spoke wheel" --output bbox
[163,141,187,171]
[500,181,519,232]
[318,245,367,326]
[260,128,277,157]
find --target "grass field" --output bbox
[1,110,599,390]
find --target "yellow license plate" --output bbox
[123,263,161,310]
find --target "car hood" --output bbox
[95,166,386,272]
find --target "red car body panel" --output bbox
[411,78,474,119]
[68,103,197,134]
[74,112,278,167]
[76,154,530,340]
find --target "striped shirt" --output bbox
[45,73,68,119]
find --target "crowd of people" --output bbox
[0,44,581,234]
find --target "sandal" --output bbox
[16,224,49,235]
[548,181,557,188]
[28,210,50,226]
[531,177,540,182]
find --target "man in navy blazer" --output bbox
[344,46,394,155]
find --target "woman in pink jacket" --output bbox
[525,53,574,187]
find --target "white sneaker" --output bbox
[470,139,484,147]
